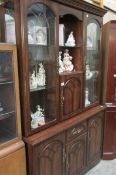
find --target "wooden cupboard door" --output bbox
[103,109,116,159]
[66,133,87,175]
[87,112,104,164]
[32,133,65,175]
[60,73,83,120]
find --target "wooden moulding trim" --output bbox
[51,0,107,16]
[0,141,25,159]
[103,152,116,160]
[25,105,106,145]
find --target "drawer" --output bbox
[66,122,87,142]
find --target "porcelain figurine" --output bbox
[0,103,3,112]
[85,88,90,106]
[58,51,65,73]
[63,49,74,72]
[65,31,76,47]
[86,64,93,80]
[30,70,37,89]
[28,32,34,44]
[31,105,45,129]
[37,63,46,86]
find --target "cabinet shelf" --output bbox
[0,81,13,85]
[0,111,15,120]
[59,70,83,76]
[59,45,82,48]
[30,85,53,92]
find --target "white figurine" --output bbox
[30,70,37,89]
[85,88,90,106]
[65,31,76,47]
[0,103,3,112]
[63,49,74,72]
[28,32,34,44]
[86,65,93,80]
[31,105,45,129]
[58,51,65,73]
[37,63,46,86]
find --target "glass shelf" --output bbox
[30,86,47,92]
[0,111,15,120]
[0,81,13,85]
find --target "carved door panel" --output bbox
[87,112,104,164]
[66,133,87,175]
[60,73,83,120]
[32,133,65,175]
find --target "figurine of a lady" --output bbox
[30,70,37,89]
[37,63,46,86]
[65,31,76,47]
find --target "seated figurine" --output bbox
[63,49,74,72]
[31,105,45,129]
[65,31,76,47]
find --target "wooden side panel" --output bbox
[103,108,116,159]
[0,146,26,175]
[106,23,116,103]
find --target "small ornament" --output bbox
[85,88,90,106]
[37,63,46,87]
[31,105,45,129]
[30,70,37,89]
[0,103,3,112]
[65,31,76,47]
[63,49,74,72]
[86,65,93,80]
[58,51,65,73]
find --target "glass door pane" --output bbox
[85,19,100,107]
[0,51,17,144]
[27,3,57,130]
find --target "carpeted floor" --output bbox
[85,159,116,175]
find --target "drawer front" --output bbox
[66,122,87,141]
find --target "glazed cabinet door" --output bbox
[30,133,65,175]
[0,44,21,147]
[66,133,87,175]
[87,112,104,164]
[19,0,59,136]
[84,13,102,109]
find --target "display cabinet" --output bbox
[0,44,21,147]
[0,43,26,175]
[102,21,116,159]
[0,0,106,175]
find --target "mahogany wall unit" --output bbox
[0,0,106,174]
[102,21,116,159]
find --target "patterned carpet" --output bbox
[85,159,116,175]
